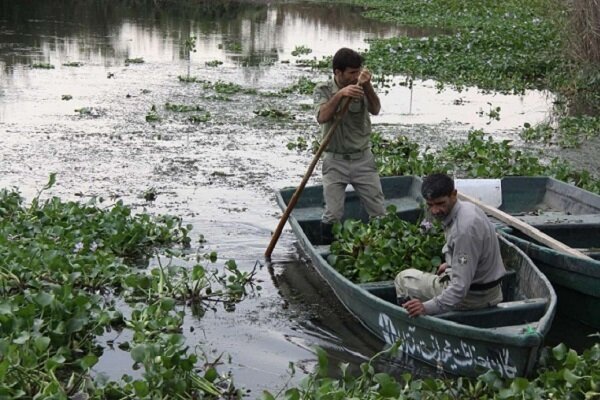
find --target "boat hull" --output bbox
[276,176,556,378]
[500,229,600,329]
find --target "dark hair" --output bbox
[421,173,455,200]
[332,48,363,73]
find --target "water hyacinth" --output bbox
[419,219,434,233]
[73,241,84,253]
[329,205,445,283]
[0,175,259,398]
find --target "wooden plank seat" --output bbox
[436,298,548,328]
[517,213,600,226]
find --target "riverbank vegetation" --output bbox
[371,129,600,194]
[312,0,600,147]
[0,174,258,398]
[263,341,600,399]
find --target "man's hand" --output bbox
[340,84,364,99]
[436,262,448,275]
[358,68,372,85]
[403,299,426,317]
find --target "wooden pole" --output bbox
[264,98,351,259]
[458,192,593,260]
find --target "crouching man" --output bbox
[395,173,506,317]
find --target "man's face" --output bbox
[425,190,457,220]
[334,66,361,87]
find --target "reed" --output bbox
[568,0,600,64]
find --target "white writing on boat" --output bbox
[378,312,518,378]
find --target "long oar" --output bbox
[458,192,593,260]
[264,97,351,258]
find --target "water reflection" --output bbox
[0,0,551,130]
[0,0,412,79]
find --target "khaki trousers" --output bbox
[321,149,385,223]
[394,269,503,311]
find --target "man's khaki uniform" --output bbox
[395,199,506,315]
[313,78,385,223]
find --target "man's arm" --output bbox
[316,89,345,124]
[317,84,365,124]
[363,81,381,115]
[358,69,381,115]
[422,230,482,315]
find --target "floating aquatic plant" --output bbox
[125,57,145,65]
[291,45,312,57]
[62,61,83,67]
[31,63,54,69]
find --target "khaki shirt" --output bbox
[423,200,506,314]
[313,78,372,154]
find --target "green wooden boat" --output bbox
[276,176,556,378]
[499,228,600,330]
[455,176,600,330]
[490,176,600,329]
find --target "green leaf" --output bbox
[80,353,99,369]
[565,349,579,368]
[34,292,54,307]
[374,373,401,397]
[131,345,147,363]
[43,173,57,191]
[133,380,149,397]
[0,303,12,315]
[204,367,218,382]
[34,336,51,353]
[553,343,568,361]
[510,377,530,391]
[66,318,86,334]
[192,265,206,280]
[261,392,276,400]
[45,354,66,371]
[0,359,9,380]
[563,368,582,385]
[159,297,175,311]
[315,346,329,378]
[284,388,300,400]
[13,331,30,345]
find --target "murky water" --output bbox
[0,0,593,393]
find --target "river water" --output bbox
[0,0,592,395]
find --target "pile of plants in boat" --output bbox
[329,206,444,283]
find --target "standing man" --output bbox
[395,173,506,317]
[313,47,386,243]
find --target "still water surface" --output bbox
[0,0,591,394]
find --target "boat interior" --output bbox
[312,242,550,331]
